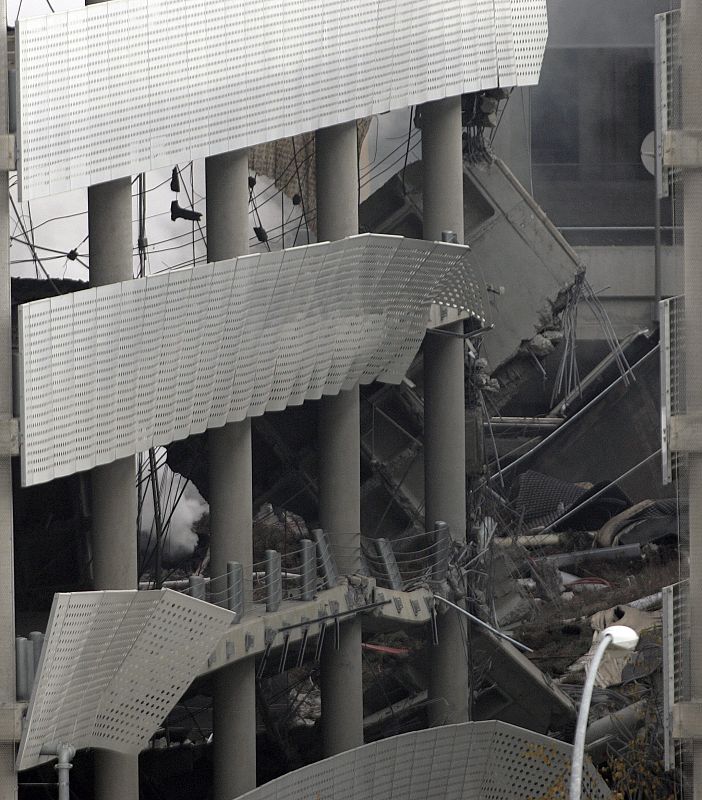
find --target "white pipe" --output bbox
[568,633,613,800]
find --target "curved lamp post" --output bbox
[568,624,639,800]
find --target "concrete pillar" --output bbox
[316,121,364,756]
[88,177,139,800]
[0,7,16,798]
[421,96,470,726]
[680,0,702,791]
[205,150,256,798]
[89,17,139,800]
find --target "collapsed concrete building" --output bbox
[0,0,683,798]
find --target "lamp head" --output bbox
[601,624,639,651]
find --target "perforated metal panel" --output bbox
[15,0,549,200]
[660,296,684,484]
[16,589,234,771]
[18,234,482,486]
[235,721,609,800]
[655,10,680,199]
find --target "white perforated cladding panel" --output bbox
[235,721,609,800]
[15,0,548,200]
[16,589,234,772]
[18,234,482,486]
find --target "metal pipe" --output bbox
[21,638,34,697]
[434,596,533,653]
[486,416,563,433]
[300,540,316,601]
[15,637,28,702]
[40,744,75,800]
[585,699,647,763]
[188,575,206,601]
[531,544,642,571]
[569,633,613,800]
[628,591,662,610]
[493,534,561,548]
[29,632,44,670]
[56,745,75,800]
[265,550,282,613]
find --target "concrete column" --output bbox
[421,96,470,726]
[205,150,256,798]
[213,658,256,800]
[681,0,702,791]
[316,121,363,756]
[88,176,139,800]
[0,6,16,798]
[89,7,138,791]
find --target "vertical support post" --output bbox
[681,0,702,791]
[88,178,139,800]
[300,539,316,601]
[0,5,17,796]
[375,538,403,591]
[29,631,44,668]
[85,1,139,792]
[21,638,34,697]
[205,149,256,800]
[421,96,470,726]
[188,575,206,601]
[265,550,282,612]
[15,638,27,702]
[88,177,139,800]
[226,561,244,618]
[316,121,363,757]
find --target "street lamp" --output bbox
[568,624,640,800]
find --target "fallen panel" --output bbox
[18,234,482,486]
[17,589,234,771]
[15,0,548,200]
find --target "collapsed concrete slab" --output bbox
[359,156,582,370]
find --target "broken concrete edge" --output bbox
[201,579,435,678]
[490,157,583,272]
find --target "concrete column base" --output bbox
[320,619,363,757]
[427,607,470,726]
[213,658,257,799]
